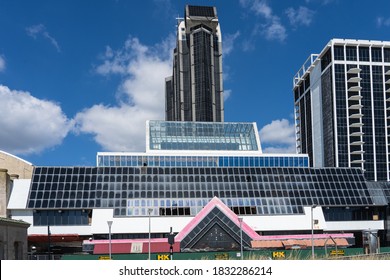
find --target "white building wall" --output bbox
[7,179,30,209]
[88,207,384,235]
[90,209,193,235]
[9,206,385,237]
[310,62,324,167]
[244,206,325,231]
[325,220,384,231]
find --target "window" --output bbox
[359,47,369,61]
[14,242,23,260]
[371,47,382,62]
[334,46,344,60]
[346,46,357,61]
[384,48,390,62]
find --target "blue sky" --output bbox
[0,0,389,166]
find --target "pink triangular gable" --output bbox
[175,196,260,242]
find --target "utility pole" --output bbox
[47,224,51,260]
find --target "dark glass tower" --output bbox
[293,39,390,181]
[165,5,224,122]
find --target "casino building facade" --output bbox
[3,5,390,257]
[6,121,390,255]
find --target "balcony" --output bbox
[351,159,365,164]
[350,132,364,137]
[347,67,361,74]
[350,150,365,155]
[349,113,363,118]
[350,122,363,127]
[347,77,362,83]
[348,95,363,101]
[348,85,362,92]
[349,104,363,110]
[350,140,364,145]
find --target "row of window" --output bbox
[34,166,360,177]
[98,155,309,167]
[27,180,373,212]
[323,207,382,221]
[28,194,376,219]
[32,173,363,185]
[333,45,390,62]
[30,182,368,199]
[33,210,90,226]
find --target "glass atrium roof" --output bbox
[147,121,261,152]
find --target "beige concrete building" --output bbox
[0,150,34,179]
[0,151,32,259]
[0,217,30,259]
[0,151,33,218]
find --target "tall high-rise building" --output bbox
[293,39,390,181]
[165,5,224,122]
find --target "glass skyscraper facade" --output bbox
[294,39,390,181]
[165,5,224,122]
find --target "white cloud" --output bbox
[262,20,287,42]
[26,24,61,52]
[262,145,296,154]
[74,105,157,152]
[75,36,174,152]
[0,85,73,155]
[223,31,240,55]
[259,119,296,153]
[305,0,333,5]
[240,0,287,42]
[286,6,315,27]
[0,55,5,72]
[223,89,232,101]
[251,0,273,18]
[377,17,390,27]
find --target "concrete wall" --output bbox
[0,218,30,260]
[0,151,34,219]
[0,169,11,218]
[0,151,34,179]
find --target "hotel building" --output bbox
[165,5,224,122]
[293,39,390,181]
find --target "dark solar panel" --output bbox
[365,181,388,205]
[376,181,390,203]
[187,5,215,18]
[28,167,383,217]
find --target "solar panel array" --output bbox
[187,5,215,18]
[377,181,390,203]
[27,166,385,217]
